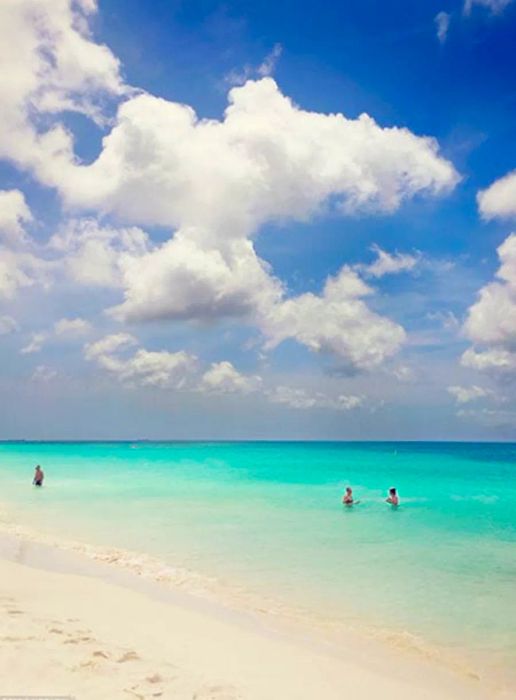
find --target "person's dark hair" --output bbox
[389,487,396,495]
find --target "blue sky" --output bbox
[0,0,515,440]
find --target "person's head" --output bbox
[346,487,352,494]
[35,465,41,472]
[389,487,397,496]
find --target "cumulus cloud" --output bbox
[0,2,461,380]
[447,384,493,403]
[355,244,421,278]
[46,78,458,227]
[266,386,364,411]
[463,234,516,348]
[435,11,451,42]
[261,268,405,371]
[199,361,262,394]
[111,236,282,322]
[461,347,516,374]
[0,0,125,185]
[461,234,516,377]
[84,333,197,389]
[478,171,516,219]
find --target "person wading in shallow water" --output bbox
[342,486,354,505]
[33,465,44,487]
[386,487,399,506]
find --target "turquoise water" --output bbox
[0,441,515,678]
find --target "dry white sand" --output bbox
[0,532,510,700]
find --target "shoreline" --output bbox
[0,521,511,699]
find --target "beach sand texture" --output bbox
[0,532,509,700]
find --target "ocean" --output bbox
[0,441,515,684]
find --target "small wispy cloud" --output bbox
[447,384,493,404]
[355,244,421,278]
[225,43,283,86]
[463,0,513,15]
[435,11,451,42]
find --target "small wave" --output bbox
[0,509,503,689]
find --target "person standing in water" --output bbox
[386,487,399,506]
[342,487,355,505]
[33,465,44,487]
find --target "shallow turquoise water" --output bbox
[0,441,515,675]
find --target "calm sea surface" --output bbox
[0,441,515,680]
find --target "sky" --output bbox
[0,0,516,441]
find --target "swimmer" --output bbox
[386,487,399,506]
[342,486,354,505]
[33,465,44,487]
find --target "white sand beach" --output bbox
[0,531,508,700]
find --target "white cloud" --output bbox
[464,0,513,14]
[47,78,458,227]
[200,361,262,394]
[31,364,58,382]
[461,347,516,374]
[0,3,461,380]
[54,317,92,337]
[0,315,19,335]
[226,44,283,86]
[447,384,492,403]
[0,0,125,186]
[461,234,516,377]
[50,219,151,288]
[257,43,283,77]
[266,386,364,411]
[391,365,416,382]
[435,11,451,42]
[84,333,197,389]
[261,268,405,371]
[21,332,47,355]
[0,192,47,300]
[463,234,516,351]
[427,310,460,331]
[356,244,421,278]
[84,333,137,361]
[84,333,367,411]
[111,236,282,322]
[0,189,32,246]
[478,171,516,219]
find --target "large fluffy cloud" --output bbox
[48,78,459,229]
[111,235,282,322]
[462,234,516,375]
[261,268,405,371]
[0,1,461,379]
[0,0,124,175]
